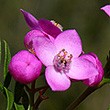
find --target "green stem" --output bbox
[66,78,110,110]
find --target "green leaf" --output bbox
[14,103,25,110]
[4,87,14,110]
[0,39,1,66]
[0,40,3,93]
[14,82,24,103]
[0,82,4,93]
[3,40,12,88]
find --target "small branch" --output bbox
[25,85,48,94]
[31,86,48,93]
[66,86,98,110]
[33,86,48,110]
[66,77,110,110]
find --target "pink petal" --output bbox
[101,5,110,17]
[80,53,104,86]
[33,36,57,66]
[80,53,97,66]
[83,75,102,87]
[38,19,62,38]
[66,57,99,80]
[24,30,45,51]
[83,64,103,87]
[80,52,104,78]
[20,9,41,30]
[54,30,82,57]
[45,66,71,91]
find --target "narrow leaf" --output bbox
[4,87,14,110]
[0,40,3,93]
[0,82,4,93]
[14,103,25,110]
[0,39,1,66]
[3,40,12,88]
[14,82,24,103]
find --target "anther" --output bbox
[51,20,63,31]
[53,49,73,73]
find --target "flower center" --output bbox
[53,49,73,73]
[51,20,63,31]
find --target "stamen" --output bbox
[51,20,63,31]
[26,42,36,55]
[53,49,73,73]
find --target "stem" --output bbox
[66,87,97,110]
[33,86,48,110]
[29,80,36,110]
[25,85,47,94]
[26,82,48,110]
[31,86,48,93]
[66,78,110,110]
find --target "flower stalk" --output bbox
[66,86,97,110]
[66,77,110,110]
[33,86,48,110]
[25,80,48,110]
[29,80,36,110]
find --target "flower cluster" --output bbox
[9,9,104,91]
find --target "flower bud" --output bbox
[80,52,104,87]
[8,50,42,84]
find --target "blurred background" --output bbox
[0,0,110,110]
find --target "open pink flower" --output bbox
[80,53,104,87]
[20,9,63,38]
[8,50,42,84]
[32,29,99,91]
[101,5,110,17]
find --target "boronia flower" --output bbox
[101,5,110,17]
[80,53,104,87]
[20,9,63,53]
[8,50,42,84]
[20,9,63,38]
[32,29,99,91]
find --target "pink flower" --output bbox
[20,9,63,38]
[20,9,63,52]
[32,29,99,91]
[80,53,104,87]
[101,5,110,17]
[8,50,42,84]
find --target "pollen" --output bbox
[51,20,63,31]
[53,49,73,73]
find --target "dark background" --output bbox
[0,0,110,110]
